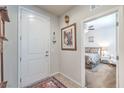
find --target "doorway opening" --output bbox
[83,12,118,88]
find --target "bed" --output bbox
[85,47,101,69]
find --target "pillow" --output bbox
[85,53,100,64]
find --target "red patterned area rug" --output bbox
[27,77,67,88]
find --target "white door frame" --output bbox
[81,6,123,88]
[17,6,51,87]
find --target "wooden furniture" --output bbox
[0,6,10,88]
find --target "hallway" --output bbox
[0,5,124,88]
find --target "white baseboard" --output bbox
[50,72,60,77]
[59,72,81,87]
[50,72,82,87]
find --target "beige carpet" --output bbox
[86,63,116,88]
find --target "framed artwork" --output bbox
[61,23,76,50]
[88,36,94,42]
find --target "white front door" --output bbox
[19,8,50,87]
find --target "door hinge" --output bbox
[20,15,22,20]
[20,36,22,40]
[20,57,22,62]
[20,78,22,83]
[116,22,119,26]
[116,56,119,60]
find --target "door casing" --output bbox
[80,6,122,88]
[18,6,51,87]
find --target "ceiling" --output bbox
[37,5,75,16]
[85,13,116,30]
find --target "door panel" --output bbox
[20,9,50,87]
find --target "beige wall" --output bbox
[4,5,18,87]
[50,16,60,74]
[59,5,121,86]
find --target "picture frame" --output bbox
[61,23,76,50]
